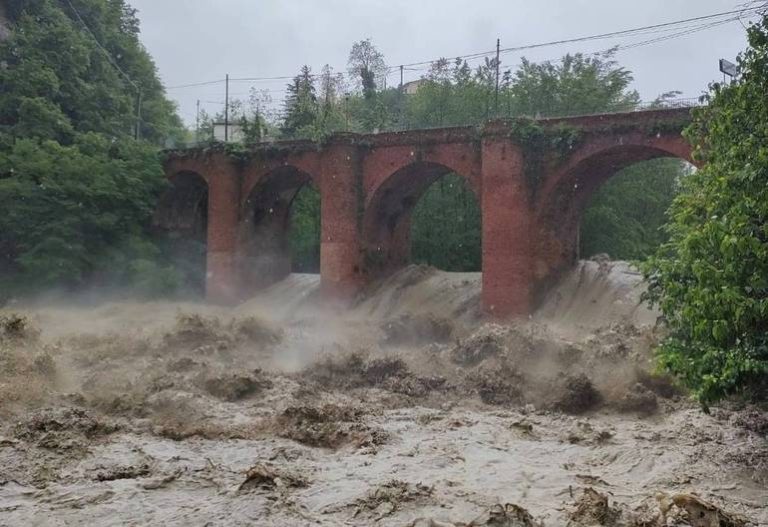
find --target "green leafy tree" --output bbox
[411,174,481,271]
[0,0,183,299]
[406,57,503,128]
[644,16,768,405]
[288,185,321,272]
[347,39,389,131]
[0,135,178,293]
[347,38,387,94]
[581,159,686,260]
[508,49,640,117]
[315,65,346,135]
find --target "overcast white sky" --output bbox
[129,1,757,126]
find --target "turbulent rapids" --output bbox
[0,261,766,526]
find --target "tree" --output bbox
[315,65,346,136]
[411,174,481,271]
[347,39,390,132]
[580,159,686,260]
[288,185,321,272]
[281,65,319,139]
[644,15,768,405]
[0,0,183,299]
[347,38,387,95]
[507,49,640,117]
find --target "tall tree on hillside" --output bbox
[2,0,182,144]
[0,0,183,298]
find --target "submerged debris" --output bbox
[484,503,542,526]
[14,407,118,444]
[0,314,40,343]
[657,493,748,527]
[305,350,447,398]
[238,463,308,492]
[355,479,433,519]
[381,314,454,346]
[450,324,508,365]
[276,404,387,449]
[567,487,623,526]
[553,374,602,414]
[408,503,541,527]
[466,363,524,406]
[201,369,273,401]
[163,313,282,351]
[614,383,658,415]
[95,463,152,482]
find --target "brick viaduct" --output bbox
[159,108,696,318]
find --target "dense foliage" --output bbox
[288,185,321,273]
[580,159,684,260]
[411,174,481,271]
[0,0,183,298]
[644,17,768,405]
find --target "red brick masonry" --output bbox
[161,109,696,317]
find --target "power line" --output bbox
[165,6,759,92]
[495,7,759,57]
[167,79,225,90]
[63,0,145,138]
[398,12,757,75]
[63,0,137,90]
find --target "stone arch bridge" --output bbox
[160,108,696,318]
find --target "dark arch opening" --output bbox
[287,184,321,273]
[411,173,481,271]
[363,162,480,276]
[154,171,209,295]
[239,166,320,293]
[580,158,693,260]
[539,145,695,278]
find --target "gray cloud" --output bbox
[130,0,754,125]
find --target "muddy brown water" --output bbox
[0,262,766,526]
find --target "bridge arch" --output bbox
[154,170,209,293]
[363,160,480,276]
[534,137,695,289]
[238,165,320,294]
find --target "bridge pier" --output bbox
[319,143,365,301]
[160,109,695,315]
[205,162,241,304]
[481,138,533,317]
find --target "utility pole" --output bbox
[195,99,200,143]
[224,74,230,142]
[494,38,501,117]
[344,94,350,132]
[135,88,142,140]
[255,101,262,141]
[400,65,404,90]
